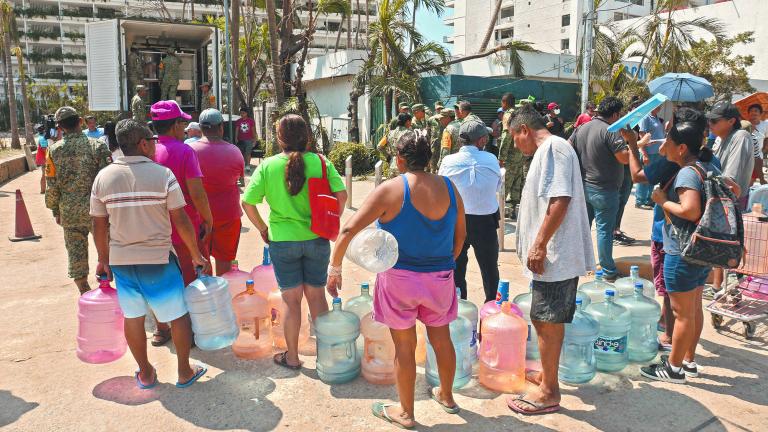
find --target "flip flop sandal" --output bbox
[176,365,207,388]
[135,368,158,390]
[371,402,414,430]
[507,396,561,415]
[151,328,172,347]
[428,387,460,414]
[273,352,302,370]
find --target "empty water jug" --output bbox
[347,282,374,356]
[425,315,473,389]
[360,312,396,384]
[232,280,273,359]
[615,266,655,298]
[77,275,126,364]
[512,285,539,360]
[480,280,523,341]
[478,302,527,393]
[268,290,310,349]
[345,227,399,273]
[585,290,631,372]
[184,269,239,350]
[251,246,279,297]
[616,282,661,362]
[457,288,479,366]
[315,298,361,384]
[579,270,614,304]
[559,299,599,384]
[222,260,251,298]
[415,321,427,365]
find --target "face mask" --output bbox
[554,109,561,115]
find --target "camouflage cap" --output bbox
[434,101,444,109]
[398,102,411,110]
[440,108,456,119]
[54,106,78,122]
[411,103,425,112]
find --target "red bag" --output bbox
[308,154,340,241]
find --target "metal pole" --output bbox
[580,0,594,112]
[345,155,353,209]
[223,0,234,140]
[497,168,506,251]
[374,160,383,187]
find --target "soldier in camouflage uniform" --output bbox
[497,93,526,219]
[45,107,112,294]
[199,82,215,111]
[438,109,462,168]
[131,85,148,123]
[429,108,452,172]
[127,50,143,97]
[411,103,441,172]
[378,113,412,179]
[160,49,181,100]
[456,100,483,125]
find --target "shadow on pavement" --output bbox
[417,409,558,432]
[690,338,768,407]
[0,390,39,427]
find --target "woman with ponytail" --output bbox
[242,114,347,370]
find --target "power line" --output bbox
[456,57,581,98]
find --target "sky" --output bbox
[416,7,453,53]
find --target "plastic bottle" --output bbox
[415,322,427,365]
[315,297,361,384]
[346,282,374,357]
[267,290,310,350]
[478,302,527,393]
[615,266,655,298]
[77,275,127,364]
[232,280,273,359]
[360,312,396,384]
[456,288,479,366]
[480,280,523,341]
[251,246,279,297]
[585,290,631,372]
[616,282,662,362]
[425,315,473,389]
[559,299,599,384]
[512,284,539,360]
[578,270,614,304]
[184,269,239,350]
[345,227,399,273]
[222,260,252,299]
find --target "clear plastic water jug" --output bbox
[579,270,615,304]
[360,312,395,384]
[77,275,127,364]
[345,227,399,273]
[425,315,473,389]
[232,280,273,359]
[222,260,252,298]
[615,266,655,298]
[415,322,427,365]
[585,290,631,372]
[315,297,361,384]
[480,280,523,340]
[512,284,539,360]
[456,287,479,366]
[616,282,661,362]
[347,282,374,356]
[184,269,239,350]
[251,246,279,297]
[478,302,527,393]
[559,299,599,384]
[267,289,310,349]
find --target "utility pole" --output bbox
[223,0,234,140]
[580,0,594,112]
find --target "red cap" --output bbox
[150,100,192,121]
[547,102,559,111]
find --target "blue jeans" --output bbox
[635,153,661,206]
[616,168,633,230]
[584,184,620,278]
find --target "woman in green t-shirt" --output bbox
[242,114,347,370]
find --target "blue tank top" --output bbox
[378,175,457,272]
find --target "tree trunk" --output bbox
[1,21,20,149]
[346,2,352,49]
[191,1,195,19]
[385,89,393,123]
[265,0,284,104]
[230,0,242,109]
[279,0,294,99]
[477,0,502,53]
[348,84,363,143]
[335,17,343,51]
[355,0,360,49]
[13,49,35,153]
[410,4,417,52]
[365,0,370,48]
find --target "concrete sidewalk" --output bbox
[1,171,766,431]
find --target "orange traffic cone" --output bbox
[9,189,42,242]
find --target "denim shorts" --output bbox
[663,253,711,293]
[269,238,331,290]
[530,277,578,324]
[111,254,188,323]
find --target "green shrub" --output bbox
[328,142,376,176]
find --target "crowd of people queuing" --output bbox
[35,85,767,427]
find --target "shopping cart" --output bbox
[706,210,768,339]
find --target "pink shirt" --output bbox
[574,113,593,128]
[154,135,203,244]
[188,137,244,222]
[235,117,256,141]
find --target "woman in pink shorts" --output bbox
[327,131,466,429]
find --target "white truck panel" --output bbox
[85,20,122,111]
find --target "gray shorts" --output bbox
[530,277,578,324]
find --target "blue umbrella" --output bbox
[648,73,714,102]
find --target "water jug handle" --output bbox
[195,266,203,278]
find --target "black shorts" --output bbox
[530,277,578,324]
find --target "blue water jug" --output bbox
[616,282,662,362]
[559,299,599,384]
[512,284,539,360]
[456,288,479,366]
[585,290,631,372]
[346,282,374,357]
[315,297,361,384]
[184,269,239,350]
[615,266,655,298]
[425,315,473,389]
[579,270,614,304]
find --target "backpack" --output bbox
[668,164,745,269]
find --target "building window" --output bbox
[561,38,570,51]
[613,12,641,21]
[616,0,644,5]
[496,28,514,42]
[500,6,514,19]
[562,14,570,27]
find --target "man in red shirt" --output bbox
[235,107,256,175]
[189,109,245,276]
[574,101,596,129]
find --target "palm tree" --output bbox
[265,0,284,104]
[323,0,351,52]
[11,47,35,153]
[408,0,444,51]
[477,0,502,53]
[0,0,20,149]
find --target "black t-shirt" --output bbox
[570,117,627,190]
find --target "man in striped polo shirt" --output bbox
[90,119,210,389]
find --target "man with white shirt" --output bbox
[747,104,767,185]
[439,119,501,302]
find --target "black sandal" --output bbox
[273,352,302,370]
[151,328,172,347]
